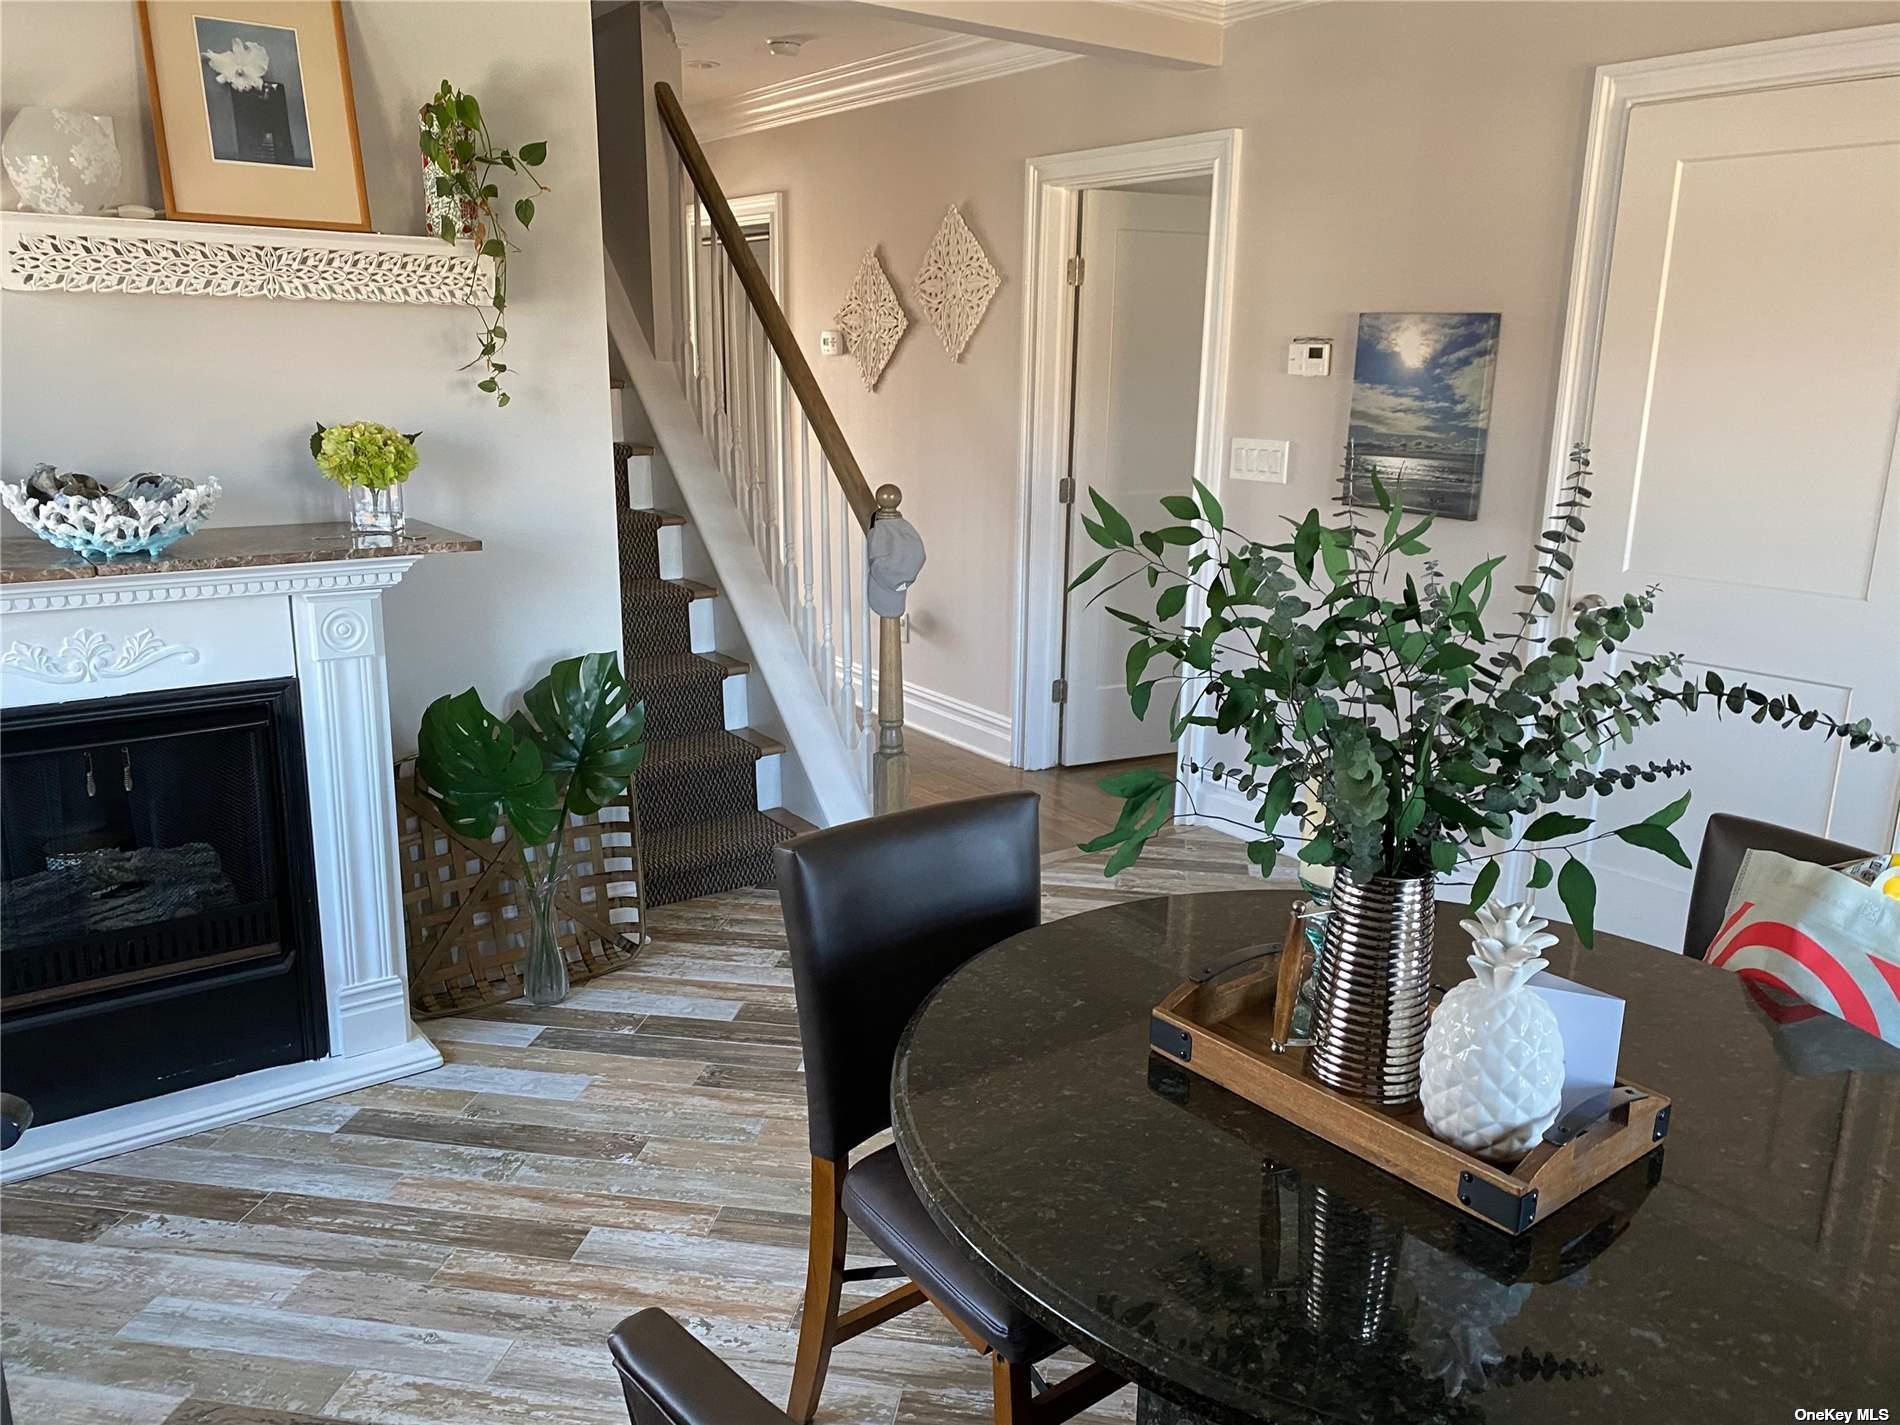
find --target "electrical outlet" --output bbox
[1231,437,1290,484]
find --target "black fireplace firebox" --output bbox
[1,679,327,1125]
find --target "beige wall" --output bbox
[0,0,618,754]
[704,1,1900,740]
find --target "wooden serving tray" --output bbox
[1149,940,1671,1235]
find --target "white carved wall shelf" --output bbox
[1,211,488,304]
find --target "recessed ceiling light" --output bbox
[684,58,721,69]
[766,37,804,57]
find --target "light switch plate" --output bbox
[819,329,845,357]
[1231,437,1290,484]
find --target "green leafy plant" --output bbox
[418,653,645,993]
[418,81,549,407]
[1073,447,1895,944]
[309,422,420,490]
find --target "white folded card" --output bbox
[1528,971,1626,1116]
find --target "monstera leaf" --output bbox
[507,653,647,817]
[417,688,563,846]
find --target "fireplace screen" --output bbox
[1,680,327,1124]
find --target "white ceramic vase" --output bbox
[1419,900,1565,1161]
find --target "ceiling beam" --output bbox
[846,1,1224,68]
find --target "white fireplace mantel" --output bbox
[0,521,481,1181]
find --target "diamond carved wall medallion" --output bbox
[834,247,908,391]
[913,205,1000,362]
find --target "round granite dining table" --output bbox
[890,888,1900,1425]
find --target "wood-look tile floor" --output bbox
[1,827,1287,1425]
[906,731,1176,855]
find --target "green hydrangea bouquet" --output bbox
[310,422,421,490]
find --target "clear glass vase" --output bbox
[349,482,405,536]
[1283,867,1333,1047]
[521,880,570,1006]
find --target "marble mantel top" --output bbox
[0,521,482,584]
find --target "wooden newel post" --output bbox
[872,483,910,815]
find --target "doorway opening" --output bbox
[682,190,786,530]
[1012,131,1242,788]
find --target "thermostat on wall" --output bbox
[1287,337,1332,377]
[819,329,845,357]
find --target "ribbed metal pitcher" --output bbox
[1307,872,1435,1104]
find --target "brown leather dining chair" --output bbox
[1683,812,1870,958]
[775,792,1120,1425]
[610,1308,788,1425]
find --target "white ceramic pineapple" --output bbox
[1419,900,1566,1162]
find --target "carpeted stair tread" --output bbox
[620,576,717,601]
[642,811,798,904]
[637,728,782,833]
[623,652,740,743]
[641,726,781,773]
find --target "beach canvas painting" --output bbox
[1343,312,1501,521]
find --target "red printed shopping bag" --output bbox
[1706,849,1900,1048]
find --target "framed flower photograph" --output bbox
[137,0,369,230]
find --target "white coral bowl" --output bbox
[1,478,221,559]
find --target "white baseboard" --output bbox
[1180,776,1258,839]
[0,1032,442,1183]
[907,682,1014,763]
[837,657,1014,764]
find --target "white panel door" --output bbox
[1062,189,1210,767]
[1570,75,1900,948]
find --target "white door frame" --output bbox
[1011,129,1242,775]
[687,191,784,294]
[1532,21,1900,877]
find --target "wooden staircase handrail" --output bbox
[655,81,881,533]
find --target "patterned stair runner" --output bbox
[614,442,798,906]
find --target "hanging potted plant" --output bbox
[1073,447,1894,1104]
[418,81,549,407]
[416,653,645,1006]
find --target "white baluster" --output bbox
[799,416,817,663]
[751,318,771,563]
[730,266,750,529]
[840,509,856,735]
[742,307,762,557]
[720,261,739,509]
[860,528,875,785]
[687,191,703,422]
[818,451,835,698]
[778,371,794,609]
[707,248,721,476]
[676,175,691,397]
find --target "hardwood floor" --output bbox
[0,828,1281,1425]
[906,731,1175,854]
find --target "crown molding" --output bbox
[1123,0,1320,25]
[690,34,1077,143]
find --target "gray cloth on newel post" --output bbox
[866,513,925,617]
